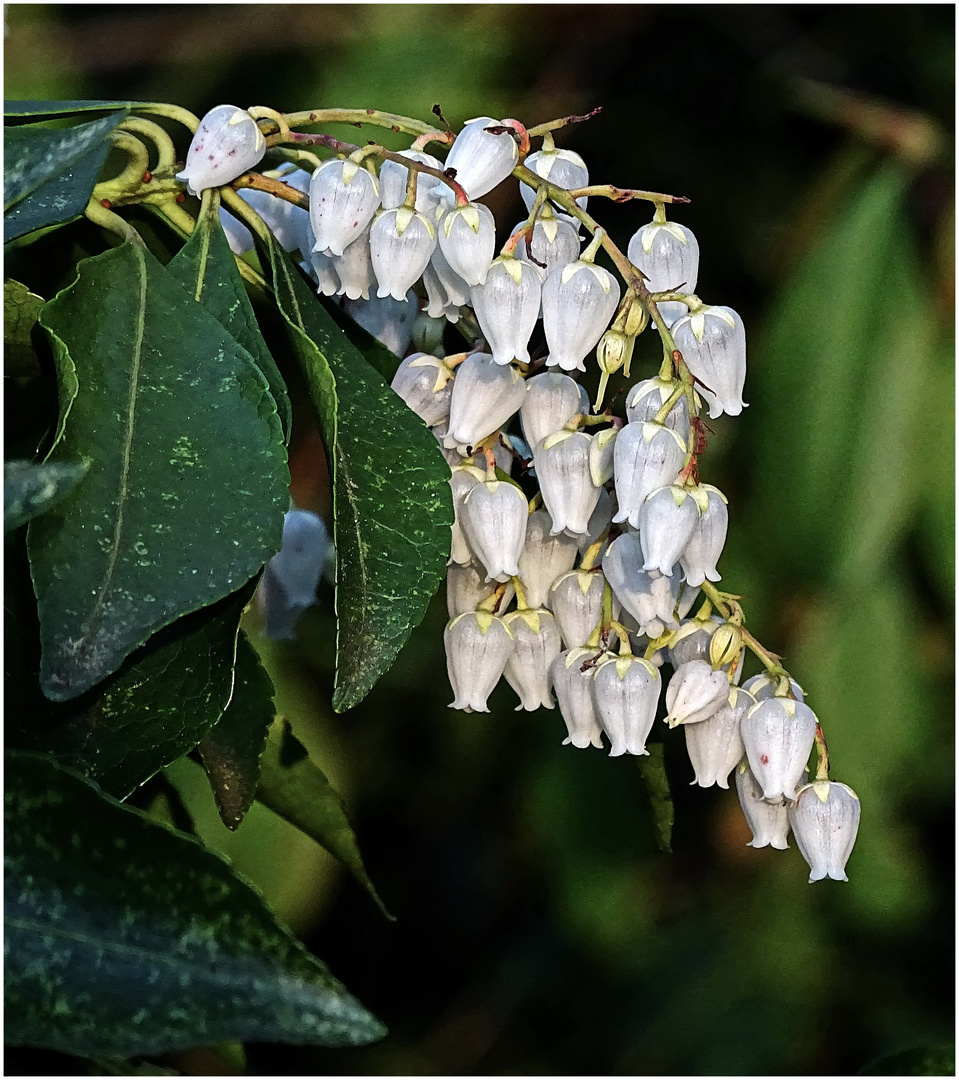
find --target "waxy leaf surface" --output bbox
[4,111,128,239]
[4,752,386,1056]
[268,244,452,711]
[30,241,288,701]
[4,460,89,533]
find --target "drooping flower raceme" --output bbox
[177,105,266,196]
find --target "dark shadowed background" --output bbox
[5,4,954,1076]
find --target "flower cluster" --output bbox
[190,105,860,883]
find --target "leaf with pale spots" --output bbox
[29,240,288,701]
[4,460,89,533]
[4,110,129,240]
[4,751,386,1057]
[266,241,453,711]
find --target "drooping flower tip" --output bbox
[177,105,267,196]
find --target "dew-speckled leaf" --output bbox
[4,460,89,533]
[319,294,404,382]
[168,198,292,442]
[257,719,392,919]
[198,632,275,830]
[4,751,387,1057]
[4,279,45,377]
[35,584,255,800]
[637,742,673,853]
[29,240,288,701]
[4,111,128,240]
[267,243,453,711]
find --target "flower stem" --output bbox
[281,107,443,138]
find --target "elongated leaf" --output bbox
[258,719,392,919]
[637,742,673,853]
[319,293,405,382]
[37,584,255,800]
[5,99,147,118]
[4,751,386,1056]
[750,164,933,585]
[168,199,292,442]
[198,632,275,829]
[4,460,88,533]
[267,244,453,711]
[30,240,288,701]
[4,111,128,240]
[4,278,45,376]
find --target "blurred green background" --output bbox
[5,4,954,1076]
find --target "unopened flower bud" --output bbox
[789,781,861,883]
[664,659,729,728]
[177,105,266,196]
[708,621,743,669]
[612,291,650,338]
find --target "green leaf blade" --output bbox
[4,460,89,533]
[268,245,453,711]
[4,111,128,239]
[29,241,288,701]
[4,752,386,1057]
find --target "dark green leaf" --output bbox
[5,99,147,119]
[168,198,292,442]
[4,751,386,1056]
[258,719,393,919]
[86,1056,178,1076]
[36,585,255,800]
[637,742,673,853]
[319,292,405,382]
[267,242,453,711]
[198,632,275,830]
[4,278,45,376]
[4,111,128,240]
[29,240,288,701]
[4,459,89,533]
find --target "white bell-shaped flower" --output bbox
[668,615,724,668]
[550,647,604,748]
[437,202,496,286]
[542,260,621,372]
[391,353,455,427]
[378,150,444,214]
[446,564,513,619]
[677,578,702,620]
[671,304,747,419]
[503,607,562,711]
[521,147,589,211]
[519,373,587,449]
[513,210,581,274]
[309,159,380,257]
[601,532,680,638]
[612,421,686,530]
[588,428,616,487]
[460,479,528,583]
[471,256,543,367]
[256,509,330,641]
[741,697,818,802]
[344,291,417,356]
[448,464,485,566]
[442,116,519,202]
[626,218,700,329]
[789,781,861,883]
[445,352,526,450]
[370,206,437,300]
[741,673,806,704]
[534,430,601,536]
[331,228,375,300]
[685,686,754,788]
[680,484,728,586]
[592,653,661,757]
[664,659,729,728]
[429,242,471,308]
[220,206,254,255]
[640,484,700,577]
[445,610,514,712]
[735,762,791,850]
[516,509,579,610]
[177,105,266,196]
[625,377,691,445]
[548,569,607,649]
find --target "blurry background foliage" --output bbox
[4,4,954,1076]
